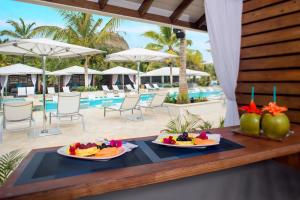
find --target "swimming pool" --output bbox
[45,94,154,112]
[1,88,223,112]
[169,89,223,99]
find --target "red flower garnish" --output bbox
[262,102,287,115]
[110,140,122,147]
[197,131,208,140]
[239,100,262,114]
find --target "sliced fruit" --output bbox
[94,147,121,157]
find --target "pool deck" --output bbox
[0,88,226,156]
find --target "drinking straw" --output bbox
[251,86,254,101]
[273,85,276,103]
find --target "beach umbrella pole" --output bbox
[36,55,60,136]
[137,62,140,93]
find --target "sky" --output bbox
[0,0,212,62]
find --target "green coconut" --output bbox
[261,113,290,139]
[240,113,261,136]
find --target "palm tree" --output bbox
[0,18,40,39]
[177,29,189,104]
[0,18,43,63]
[35,10,121,87]
[142,26,191,86]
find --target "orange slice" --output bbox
[193,138,216,145]
[94,147,121,157]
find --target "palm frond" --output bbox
[0,150,24,186]
[145,43,163,51]
[0,30,19,38]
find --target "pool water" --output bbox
[170,89,223,99]
[45,94,154,112]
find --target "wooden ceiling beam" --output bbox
[98,0,108,9]
[194,14,206,28]
[28,0,207,31]
[138,0,154,17]
[170,0,194,22]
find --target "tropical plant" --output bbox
[0,18,41,39]
[219,117,225,128]
[142,26,192,84]
[0,150,24,186]
[164,111,214,133]
[35,10,122,87]
[164,111,202,134]
[186,49,204,70]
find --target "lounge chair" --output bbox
[126,84,136,92]
[102,85,113,94]
[112,85,123,92]
[138,92,170,116]
[152,83,160,90]
[17,87,27,97]
[62,86,70,93]
[104,94,143,120]
[49,92,84,130]
[145,84,156,91]
[26,87,35,96]
[48,87,56,95]
[3,101,34,130]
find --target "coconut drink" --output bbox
[262,102,290,139]
[239,100,262,136]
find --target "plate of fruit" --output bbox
[152,131,221,148]
[57,140,127,161]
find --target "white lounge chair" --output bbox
[112,85,123,92]
[48,87,56,95]
[26,87,35,96]
[152,84,160,90]
[3,101,34,130]
[138,93,170,116]
[102,85,113,94]
[104,94,143,120]
[145,84,155,91]
[63,86,70,93]
[49,92,84,130]
[17,87,27,97]
[126,84,136,92]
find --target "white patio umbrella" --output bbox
[101,66,139,90]
[0,38,103,136]
[106,48,177,92]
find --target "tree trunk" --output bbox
[178,30,189,104]
[170,63,173,86]
[84,56,90,87]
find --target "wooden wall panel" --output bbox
[237,0,300,124]
[242,12,300,36]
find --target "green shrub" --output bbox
[74,86,98,92]
[165,94,177,104]
[177,92,189,104]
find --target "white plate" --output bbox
[152,133,221,149]
[57,146,127,161]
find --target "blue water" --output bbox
[2,89,222,112]
[170,90,223,99]
[45,94,154,112]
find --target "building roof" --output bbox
[140,66,210,77]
